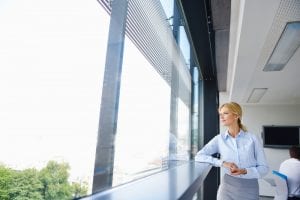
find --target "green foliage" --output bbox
[39,161,72,200]
[0,165,13,200]
[71,181,88,199]
[0,161,88,200]
[9,168,43,200]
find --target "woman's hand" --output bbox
[222,161,247,175]
[222,161,238,171]
[230,167,247,175]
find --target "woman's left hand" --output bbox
[230,168,247,175]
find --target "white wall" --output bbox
[242,104,300,196]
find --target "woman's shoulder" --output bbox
[207,133,224,143]
[218,132,227,139]
[244,131,255,136]
[242,131,260,139]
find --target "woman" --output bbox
[195,102,269,200]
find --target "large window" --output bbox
[0,0,109,198]
[102,0,193,188]
[113,37,171,185]
[1,0,196,197]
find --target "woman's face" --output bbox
[219,106,238,127]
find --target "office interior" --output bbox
[1,0,300,199]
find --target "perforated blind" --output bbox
[98,0,191,106]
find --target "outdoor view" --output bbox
[0,0,109,199]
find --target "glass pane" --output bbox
[0,0,109,198]
[176,98,191,160]
[191,66,200,156]
[113,37,171,186]
[160,0,174,26]
[179,26,191,69]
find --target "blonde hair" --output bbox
[219,102,247,132]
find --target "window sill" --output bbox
[81,161,212,200]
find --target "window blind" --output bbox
[98,0,191,106]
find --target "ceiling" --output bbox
[225,0,300,105]
[180,0,300,105]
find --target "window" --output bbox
[94,0,192,191]
[113,37,171,185]
[0,0,109,197]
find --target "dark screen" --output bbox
[263,126,299,148]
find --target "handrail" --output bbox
[79,161,212,200]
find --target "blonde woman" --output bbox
[195,102,269,200]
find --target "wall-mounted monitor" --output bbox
[262,126,300,148]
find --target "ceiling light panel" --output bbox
[247,88,268,103]
[263,22,300,71]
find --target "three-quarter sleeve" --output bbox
[195,135,223,167]
[242,135,269,179]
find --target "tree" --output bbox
[39,161,72,200]
[71,180,88,199]
[9,168,43,200]
[0,165,13,200]
[0,161,88,200]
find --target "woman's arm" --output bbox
[242,135,269,179]
[195,135,223,167]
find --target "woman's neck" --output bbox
[228,125,240,138]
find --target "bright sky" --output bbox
[0,0,109,185]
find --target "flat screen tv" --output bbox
[263,126,300,148]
